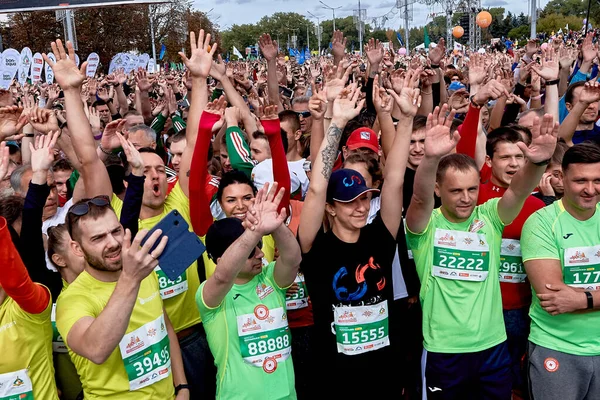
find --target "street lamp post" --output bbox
[319,1,342,33]
[307,11,323,52]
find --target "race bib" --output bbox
[563,245,600,290]
[0,369,33,400]
[237,306,291,374]
[499,239,526,283]
[285,273,309,310]
[51,303,68,353]
[333,300,389,356]
[154,266,188,300]
[119,315,171,391]
[433,229,490,282]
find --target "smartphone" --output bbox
[140,210,206,282]
[279,85,293,98]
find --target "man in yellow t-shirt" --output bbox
[56,199,189,399]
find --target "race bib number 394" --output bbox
[432,229,490,282]
[119,315,171,391]
[563,246,600,290]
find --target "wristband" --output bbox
[430,64,440,69]
[545,79,559,86]
[59,120,68,130]
[532,158,551,166]
[531,94,544,100]
[469,95,483,108]
[106,98,113,104]
[585,291,594,309]
[98,144,112,155]
[24,133,35,138]
[175,384,190,395]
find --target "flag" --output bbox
[566,23,569,31]
[159,43,166,60]
[232,46,243,59]
[305,47,311,60]
[396,32,404,46]
[424,26,431,49]
[298,50,305,65]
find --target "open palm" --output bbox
[424,105,460,158]
[44,40,87,90]
[246,182,286,236]
[179,30,217,79]
[0,106,27,140]
[518,114,558,163]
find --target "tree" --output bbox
[536,14,587,34]
[508,25,531,41]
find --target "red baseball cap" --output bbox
[346,127,379,154]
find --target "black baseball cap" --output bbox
[206,218,246,262]
[326,169,379,203]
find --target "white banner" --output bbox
[86,52,99,78]
[137,53,150,70]
[109,53,127,75]
[0,49,21,89]
[18,47,32,85]
[147,57,156,74]
[44,52,56,83]
[126,54,139,74]
[31,52,44,83]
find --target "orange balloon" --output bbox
[476,11,492,28]
[453,26,464,38]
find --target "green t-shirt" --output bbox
[406,198,506,353]
[196,262,296,400]
[521,200,600,356]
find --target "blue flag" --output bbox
[396,32,404,46]
[305,47,311,60]
[159,43,167,60]
[298,51,305,65]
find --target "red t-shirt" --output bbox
[478,180,545,310]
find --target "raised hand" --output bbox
[117,131,144,175]
[365,38,384,66]
[260,104,279,121]
[179,29,217,79]
[578,79,600,105]
[97,86,111,102]
[324,61,353,102]
[517,114,558,164]
[428,39,446,65]
[244,182,287,235]
[308,85,327,120]
[210,55,227,81]
[135,69,153,92]
[29,130,60,174]
[372,76,394,115]
[468,53,487,86]
[88,106,101,133]
[332,83,365,124]
[204,95,227,116]
[528,46,559,81]
[525,39,539,58]
[101,119,127,151]
[389,69,405,95]
[331,30,347,59]
[388,69,421,117]
[581,33,597,63]
[43,40,88,91]
[47,85,61,103]
[0,106,27,140]
[121,228,168,283]
[448,88,469,113]
[424,104,460,159]
[473,78,510,105]
[27,106,60,134]
[259,33,278,62]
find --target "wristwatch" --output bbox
[585,291,594,309]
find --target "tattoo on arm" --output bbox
[320,123,342,181]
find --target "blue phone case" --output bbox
[141,210,206,282]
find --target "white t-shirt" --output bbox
[287,159,310,198]
[42,198,73,272]
[367,196,409,300]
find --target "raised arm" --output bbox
[558,81,600,146]
[529,46,560,123]
[259,34,284,112]
[331,30,347,68]
[117,133,146,238]
[498,114,558,224]
[44,40,112,199]
[406,105,460,234]
[64,228,167,364]
[298,85,364,253]
[210,55,250,111]
[177,29,217,197]
[203,183,287,308]
[261,105,291,213]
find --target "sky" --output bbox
[194,0,550,32]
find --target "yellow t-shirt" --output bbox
[111,182,207,332]
[0,289,58,400]
[56,271,174,399]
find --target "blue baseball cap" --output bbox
[448,81,466,92]
[326,169,379,203]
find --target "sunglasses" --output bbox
[248,240,263,259]
[68,195,111,216]
[296,111,311,118]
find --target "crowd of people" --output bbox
[1,25,600,400]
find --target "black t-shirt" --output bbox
[403,167,441,217]
[300,215,397,389]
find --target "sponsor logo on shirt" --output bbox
[0,320,16,333]
[337,311,357,323]
[563,233,573,239]
[147,328,157,337]
[256,283,274,300]
[241,317,261,333]
[438,233,456,246]
[124,336,145,353]
[139,291,158,305]
[569,251,589,264]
